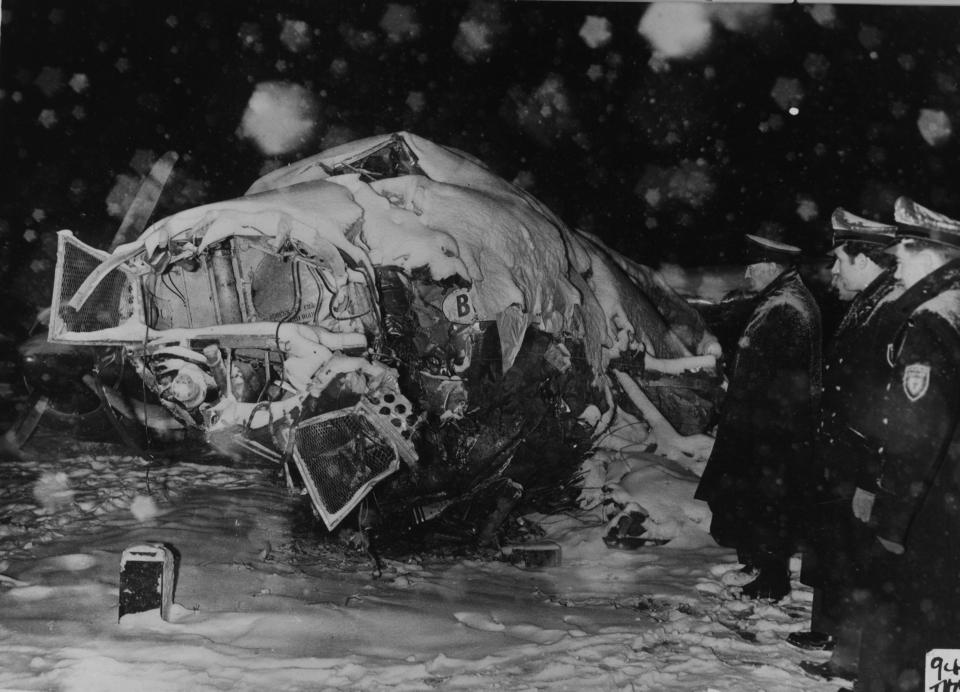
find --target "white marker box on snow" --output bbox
[119,543,175,622]
[501,541,562,569]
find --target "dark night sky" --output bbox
[3,1,960,334]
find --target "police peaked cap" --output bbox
[893,196,960,250]
[744,233,802,264]
[830,208,896,248]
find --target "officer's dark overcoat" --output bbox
[800,270,901,592]
[695,268,822,556]
[855,260,960,692]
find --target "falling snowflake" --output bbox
[238,22,264,52]
[238,82,320,156]
[69,179,87,198]
[280,19,312,53]
[936,72,958,94]
[917,109,952,147]
[341,25,378,51]
[638,3,712,60]
[68,73,90,93]
[380,4,421,44]
[708,4,771,34]
[511,74,578,146]
[129,150,158,176]
[579,16,612,49]
[858,25,883,51]
[795,196,819,222]
[319,124,358,151]
[455,18,494,61]
[130,495,160,522]
[803,54,830,80]
[758,113,785,133]
[37,109,57,128]
[406,91,426,113]
[648,54,671,75]
[330,58,349,78]
[33,471,73,512]
[512,170,535,189]
[667,163,715,209]
[586,64,603,82]
[31,209,46,222]
[34,66,64,97]
[867,145,887,166]
[770,77,804,112]
[23,229,37,242]
[807,5,837,28]
[453,1,504,64]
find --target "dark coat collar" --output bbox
[861,268,895,297]
[758,266,801,301]
[890,258,960,319]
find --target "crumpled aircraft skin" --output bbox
[45,132,722,543]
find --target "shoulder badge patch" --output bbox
[903,363,931,402]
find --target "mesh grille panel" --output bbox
[51,233,137,340]
[60,241,132,332]
[293,406,400,530]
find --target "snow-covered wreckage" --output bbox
[46,132,722,548]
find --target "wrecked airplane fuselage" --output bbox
[48,132,722,545]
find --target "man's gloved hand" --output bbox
[877,536,905,555]
[852,487,876,523]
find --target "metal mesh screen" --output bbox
[50,232,139,341]
[293,405,400,530]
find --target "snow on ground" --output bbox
[0,434,841,691]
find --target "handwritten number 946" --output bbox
[930,656,960,691]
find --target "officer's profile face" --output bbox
[830,245,857,300]
[744,261,778,292]
[831,244,875,298]
[893,241,932,289]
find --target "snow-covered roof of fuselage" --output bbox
[89,133,693,375]
[246,133,620,364]
[247,133,700,365]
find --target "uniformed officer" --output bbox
[791,209,900,681]
[852,198,960,692]
[695,233,822,601]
